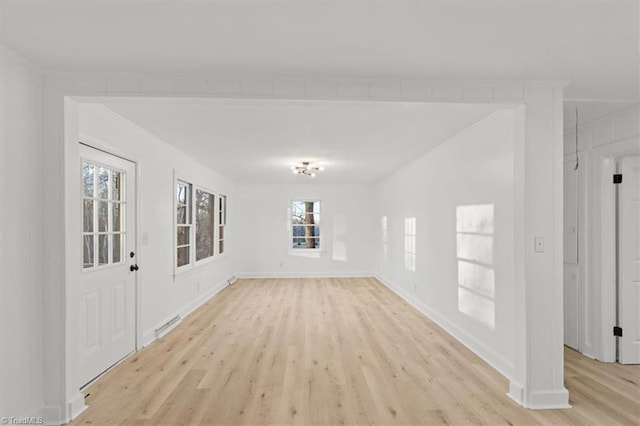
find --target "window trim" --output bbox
[288,199,322,253]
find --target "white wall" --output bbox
[563,103,640,361]
[236,184,374,276]
[0,46,44,420]
[375,109,516,378]
[78,104,237,344]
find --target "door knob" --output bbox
[130,264,139,272]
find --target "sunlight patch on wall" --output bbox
[381,216,388,261]
[456,204,495,329]
[404,217,416,272]
[332,214,348,261]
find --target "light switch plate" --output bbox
[534,236,544,253]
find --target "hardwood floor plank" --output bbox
[70,278,640,425]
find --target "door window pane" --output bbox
[112,203,122,232]
[83,200,94,232]
[112,170,122,201]
[98,235,109,265]
[112,234,122,263]
[83,235,94,268]
[98,201,109,232]
[82,163,94,197]
[97,167,109,199]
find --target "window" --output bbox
[291,200,320,250]
[195,189,215,261]
[82,162,125,269]
[175,178,226,271]
[218,195,226,254]
[176,181,192,267]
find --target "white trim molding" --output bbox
[508,383,571,410]
[527,389,572,410]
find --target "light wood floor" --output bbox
[71,278,640,425]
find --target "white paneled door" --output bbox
[79,145,137,386]
[619,155,640,364]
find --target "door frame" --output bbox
[78,134,141,352]
[596,142,640,362]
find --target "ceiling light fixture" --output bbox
[290,161,324,177]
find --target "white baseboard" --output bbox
[140,274,236,348]
[66,392,87,423]
[507,381,525,406]
[237,271,374,279]
[374,274,514,381]
[509,387,571,410]
[527,389,571,410]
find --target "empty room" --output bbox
[0,1,638,425]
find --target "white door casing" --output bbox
[79,144,137,386]
[619,155,640,364]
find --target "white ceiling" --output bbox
[97,98,504,184]
[1,1,638,101]
[563,99,637,131]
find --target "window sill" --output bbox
[288,249,326,258]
